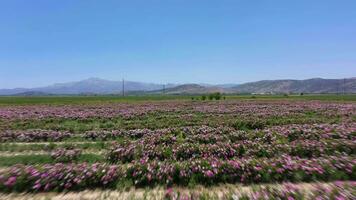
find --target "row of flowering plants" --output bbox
[50,148,82,163]
[0,101,354,120]
[106,124,355,163]
[0,129,72,142]
[0,163,122,192]
[127,155,355,187]
[0,128,160,142]
[108,139,355,163]
[164,181,356,200]
[0,156,354,192]
[1,123,354,142]
[0,103,182,120]
[104,123,355,144]
[83,128,168,140]
[260,123,356,141]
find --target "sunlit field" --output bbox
[0,94,355,106]
[0,95,355,199]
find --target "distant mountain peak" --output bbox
[78,77,113,83]
[0,78,174,95]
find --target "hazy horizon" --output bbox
[1,0,356,88]
[1,76,356,90]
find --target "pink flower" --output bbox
[33,183,41,190]
[254,166,262,171]
[44,183,51,191]
[335,196,346,200]
[165,188,175,198]
[205,170,214,177]
[4,176,16,187]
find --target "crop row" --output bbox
[0,163,120,192]
[0,101,354,120]
[0,128,172,142]
[0,135,354,165]
[108,139,355,162]
[0,129,72,142]
[1,123,355,142]
[107,125,355,162]
[0,155,354,192]
[128,155,355,186]
[164,181,356,200]
[0,142,107,152]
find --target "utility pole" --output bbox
[337,79,339,95]
[122,78,125,97]
[163,84,165,95]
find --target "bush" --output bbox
[214,93,221,100]
[207,92,221,100]
[208,94,214,100]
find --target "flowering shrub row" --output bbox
[107,125,355,162]
[0,101,354,120]
[78,123,356,143]
[50,148,82,162]
[108,139,355,163]
[83,129,168,140]
[0,156,354,191]
[83,130,122,140]
[261,123,356,141]
[128,155,355,186]
[1,122,354,143]
[0,130,72,142]
[0,103,182,119]
[164,181,356,200]
[0,163,121,192]
[192,101,355,117]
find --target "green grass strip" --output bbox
[0,154,105,166]
[0,142,109,152]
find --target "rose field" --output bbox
[0,95,355,200]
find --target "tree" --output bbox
[208,94,214,100]
[208,92,221,100]
[214,92,221,100]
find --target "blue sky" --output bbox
[0,0,355,88]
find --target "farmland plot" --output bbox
[0,99,355,199]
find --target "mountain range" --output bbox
[0,78,175,95]
[0,77,355,95]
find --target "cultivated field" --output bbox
[0,95,355,199]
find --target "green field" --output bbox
[0,94,355,106]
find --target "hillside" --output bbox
[231,78,356,94]
[0,78,173,95]
[154,84,224,94]
[0,77,355,95]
